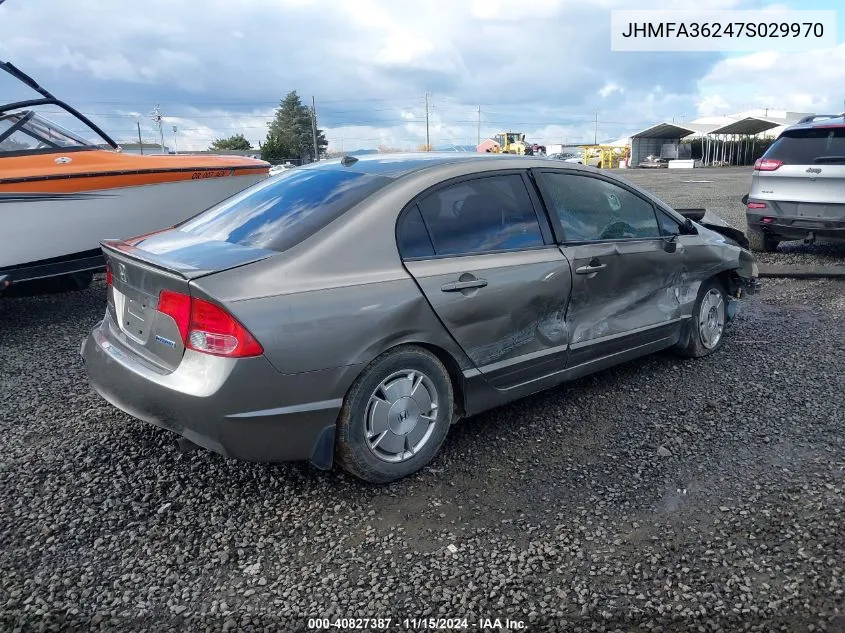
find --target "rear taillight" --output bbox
[754,158,782,171]
[155,290,263,358]
[747,201,767,209]
[105,260,113,286]
[157,290,191,341]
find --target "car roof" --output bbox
[299,152,598,179]
[783,114,845,133]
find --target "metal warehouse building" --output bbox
[628,122,715,167]
[626,110,814,167]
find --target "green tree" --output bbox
[264,91,327,163]
[209,133,252,151]
[260,134,299,164]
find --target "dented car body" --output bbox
[81,154,758,479]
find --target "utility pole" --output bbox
[425,92,430,151]
[136,121,143,154]
[172,125,178,154]
[311,96,319,162]
[593,111,598,145]
[477,105,481,146]
[150,104,164,153]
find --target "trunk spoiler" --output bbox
[675,208,750,250]
[101,235,277,281]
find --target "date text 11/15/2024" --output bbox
[306,617,526,630]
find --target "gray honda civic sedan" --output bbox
[82,154,759,483]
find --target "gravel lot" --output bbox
[1,168,844,632]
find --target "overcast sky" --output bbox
[1,0,842,151]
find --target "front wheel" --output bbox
[335,346,454,483]
[675,279,728,358]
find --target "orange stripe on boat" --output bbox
[0,149,270,193]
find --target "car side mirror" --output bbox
[663,235,678,253]
[682,218,696,234]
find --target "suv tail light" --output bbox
[754,158,782,171]
[105,260,113,286]
[156,290,263,358]
[747,201,768,209]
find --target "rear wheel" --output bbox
[747,224,780,252]
[675,278,728,358]
[335,346,454,483]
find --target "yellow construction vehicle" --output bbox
[492,132,529,155]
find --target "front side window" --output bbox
[657,210,681,236]
[538,172,660,242]
[178,166,392,252]
[415,174,545,256]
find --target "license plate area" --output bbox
[796,203,843,219]
[115,287,155,343]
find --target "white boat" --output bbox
[0,61,270,291]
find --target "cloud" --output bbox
[697,43,845,115]
[0,0,829,151]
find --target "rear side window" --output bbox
[177,167,392,252]
[764,127,845,165]
[415,174,544,256]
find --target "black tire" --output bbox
[335,346,455,483]
[747,224,779,252]
[674,278,728,358]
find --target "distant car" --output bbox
[548,148,586,164]
[269,162,296,175]
[638,155,668,169]
[82,154,759,483]
[745,114,845,252]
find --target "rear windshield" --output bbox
[177,166,392,252]
[764,127,845,165]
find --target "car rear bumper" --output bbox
[81,319,356,467]
[747,211,845,242]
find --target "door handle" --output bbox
[575,263,607,275]
[441,278,488,292]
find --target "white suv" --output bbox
[745,114,845,252]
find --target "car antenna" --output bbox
[341,154,358,167]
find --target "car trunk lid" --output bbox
[101,230,275,372]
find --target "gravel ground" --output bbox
[1,170,844,632]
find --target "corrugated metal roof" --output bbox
[630,122,698,139]
[708,116,782,135]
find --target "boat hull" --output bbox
[0,173,267,272]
